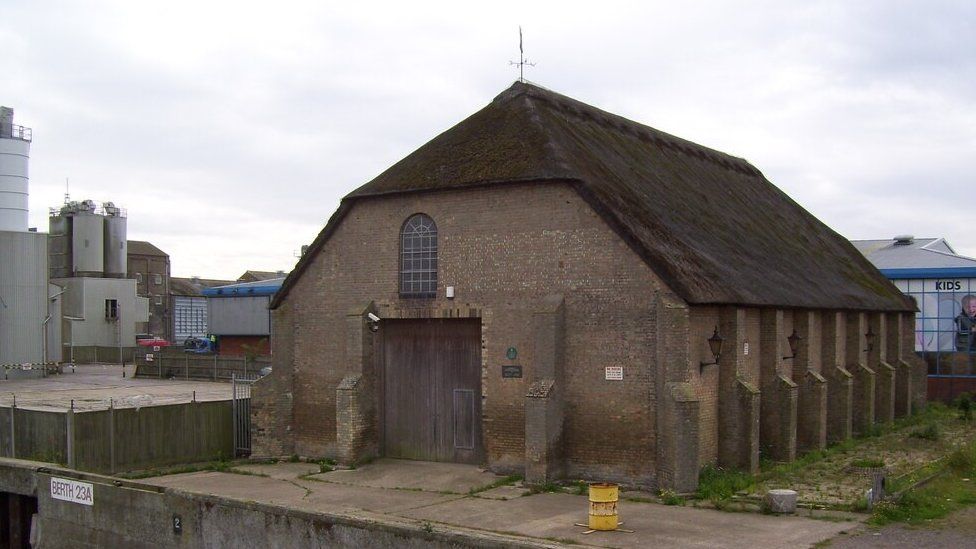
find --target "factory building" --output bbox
[0,107,61,365]
[49,199,148,363]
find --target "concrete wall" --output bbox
[0,402,232,474]
[0,459,542,549]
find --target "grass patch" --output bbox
[909,422,941,441]
[850,458,885,469]
[870,442,976,525]
[696,465,753,503]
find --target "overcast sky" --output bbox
[3,1,974,279]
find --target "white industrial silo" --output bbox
[103,202,128,278]
[0,107,58,364]
[71,200,105,277]
[0,106,30,232]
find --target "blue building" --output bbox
[853,235,976,400]
[201,277,284,356]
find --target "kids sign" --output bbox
[50,477,94,506]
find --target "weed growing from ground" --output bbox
[909,422,941,441]
[527,480,562,494]
[659,489,684,506]
[696,465,753,503]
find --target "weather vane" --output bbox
[509,26,535,82]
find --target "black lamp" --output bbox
[700,326,724,372]
[784,329,802,360]
[864,327,875,352]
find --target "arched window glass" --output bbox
[400,214,437,297]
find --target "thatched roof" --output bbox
[273,82,912,312]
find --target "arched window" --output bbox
[400,214,437,297]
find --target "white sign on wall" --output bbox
[605,366,624,380]
[50,477,94,506]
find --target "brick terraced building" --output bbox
[251,82,926,491]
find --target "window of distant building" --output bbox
[399,214,437,298]
[105,299,119,320]
[155,296,163,305]
[153,274,162,285]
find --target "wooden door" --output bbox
[380,319,483,464]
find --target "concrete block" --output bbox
[765,489,797,514]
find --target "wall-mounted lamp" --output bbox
[863,327,875,353]
[700,326,724,373]
[783,329,802,360]
[366,312,380,333]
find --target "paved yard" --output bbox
[0,363,232,411]
[145,458,857,548]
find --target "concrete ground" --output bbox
[825,506,976,548]
[144,458,858,548]
[0,363,233,411]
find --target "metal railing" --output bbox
[0,123,32,142]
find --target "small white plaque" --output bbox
[146,353,154,362]
[153,345,161,352]
[605,366,624,381]
[744,342,750,356]
[51,477,94,506]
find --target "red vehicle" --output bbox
[136,336,171,347]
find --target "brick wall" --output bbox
[263,182,674,485]
[689,307,720,466]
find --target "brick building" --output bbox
[127,240,170,340]
[252,82,926,491]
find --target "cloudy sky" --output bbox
[3,1,974,279]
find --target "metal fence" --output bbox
[232,374,258,458]
[134,351,271,381]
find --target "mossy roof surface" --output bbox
[274,82,913,312]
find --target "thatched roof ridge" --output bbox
[273,82,912,312]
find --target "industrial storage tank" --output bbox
[71,200,104,276]
[0,106,31,232]
[103,202,127,278]
[48,212,73,278]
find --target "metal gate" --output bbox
[232,374,257,457]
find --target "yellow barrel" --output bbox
[588,483,619,530]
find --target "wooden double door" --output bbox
[380,319,483,464]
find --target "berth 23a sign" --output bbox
[50,477,94,506]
